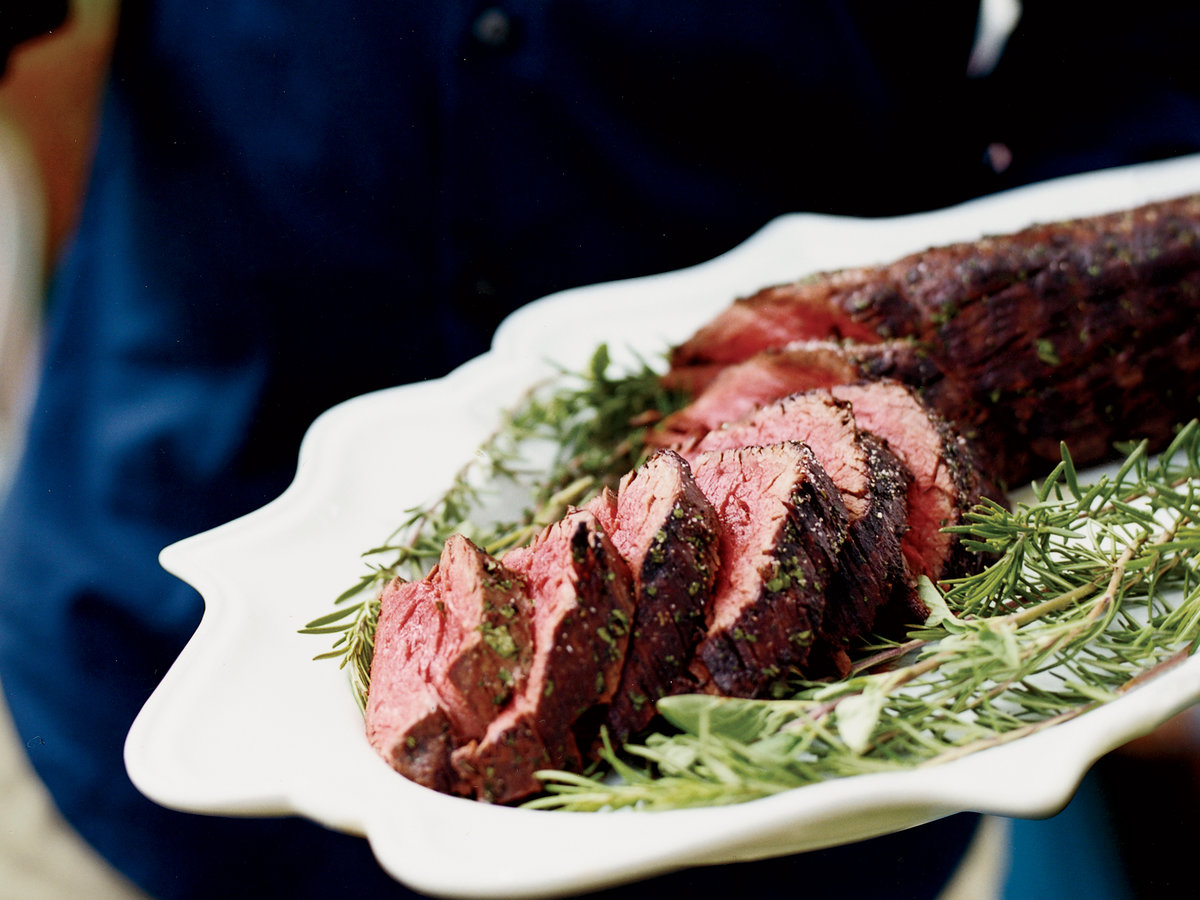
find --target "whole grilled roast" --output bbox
[668,194,1200,488]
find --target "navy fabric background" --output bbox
[1,2,1197,898]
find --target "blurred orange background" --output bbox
[1,0,118,266]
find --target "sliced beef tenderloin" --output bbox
[451,509,635,803]
[365,534,534,795]
[827,434,912,657]
[688,442,849,698]
[685,392,870,519]
[830,380,994,606]
[845,341,980,443]
[586,449,721,742]
[683,391,912,674]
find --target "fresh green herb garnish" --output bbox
[527,423,1200,810]
[302,339,1200,808]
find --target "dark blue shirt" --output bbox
[1,2,1196,898]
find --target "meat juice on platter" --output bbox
[362,194,1200,803]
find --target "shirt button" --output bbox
[472,7,516,49]
[983,142,1013,174]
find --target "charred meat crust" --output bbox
[895,196,1200,485]
[588,450,722,743]
[451,512,635,803]
[680,390,914,674]
[830,380,992,587]
[689,443,849,698]
[813,433,912,673]
[672,196,1200,368]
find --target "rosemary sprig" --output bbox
[527,421,1200,811]
[299,344,687,707]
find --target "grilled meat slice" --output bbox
[683,391,912,673]
[685,392,874,518]
[830,380,992,599]
[830,434,913,654]
[688,442,849,697]
[659,337,883,401]
[654,340,884,444]
[654,336,976,467]
[451,510,635,803]
[365,534,534,795]
[587,449,721,742]
[669,270,888,377]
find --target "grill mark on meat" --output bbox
[586,450,721,742]
[451,510,635,803]
[672,197,1200,370]
[893,199,1200,484]
[365,535,534,795]
[682,391,912,674]
[689,443,848,697]
[1010,324,1200,473]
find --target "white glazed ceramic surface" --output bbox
[127,156,1200,898]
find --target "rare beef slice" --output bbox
[658,338,878,406]
[654,338,959,447]
[365,534,534,794]
[451,510,635,803]
[688,442,849,697]
[684,391,912,672]
[668,270,888,379]
[830,380,993,595]
[587,449,721,742]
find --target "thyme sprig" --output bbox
[527,421,1200,811]
[299,345,687,709]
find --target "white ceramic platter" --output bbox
[126,155,1200,898]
